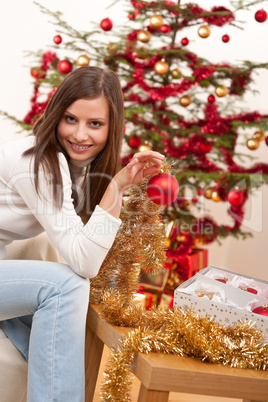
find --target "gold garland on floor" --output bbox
[99,290,268,402]
[88,162,268,401]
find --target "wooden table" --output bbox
[85,304,268,402]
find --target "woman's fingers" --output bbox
[133,150,165,162]
[132,152,165,169]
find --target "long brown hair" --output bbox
[24,66,124,223]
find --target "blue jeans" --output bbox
[0,260,90,402]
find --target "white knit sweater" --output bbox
[0,136,121,278]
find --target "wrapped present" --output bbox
[174,266,268,339]
[187,248,208,278]
[137,286,162,310]
[159,292,174,310]
[132,293,147,308]
[139,267,169,291]
[165,248,208,291]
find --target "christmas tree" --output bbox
[2,0,268,297]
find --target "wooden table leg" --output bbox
[85,326,104,402]
[138,383,169,402]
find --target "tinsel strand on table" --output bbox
[100,290,268,402]
[89,161,170,305]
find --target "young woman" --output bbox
[0,66,164,401]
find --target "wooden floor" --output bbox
[93,345,239,402]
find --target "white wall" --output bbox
[0,0,267,279]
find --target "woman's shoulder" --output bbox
[0,136,69,178]
[0,136,36,175]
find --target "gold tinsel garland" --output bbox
[88,162,268,401]
[89,163,169,305]
[100,290,268,402]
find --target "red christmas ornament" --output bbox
[200,142,212,153]
[215,278,227,283]
[57,60,73,74]
[252,305,268,316]
[181,37,189,46]
[255,9,267,23]
[31,69,39,78]
[53,35,62,45]
[100,18,113,31]
[160,24,171,33]
[266,136,268,146]
[240,286,258,295]
[222,34,230,43]
[228,189,244,206]
[147,173,179,205]
[128,135,141,149]
[207,94,215,103]
[30,69,45,79]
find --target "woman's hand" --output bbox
[113,150,165,193]
[99,151,165,219]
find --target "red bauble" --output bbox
[208,94,215,103]
[181,37,189,46]
[31,69,39,78]
[266,136,268,146]
[57,60,73,74]
[31,69,45,79]
[240,286,258,295]
[100,18,113,31]
[252,305,268,316]
[128,135,141,149]
[147,173,179,205]
[200,142,212,153]
[222,34,230,43]
[228,189,244,206]
[255,9,267,23]
[215,278,227,283]
[53,35,62,45]
[160,24,171,33]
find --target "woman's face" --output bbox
[57,97,109,161]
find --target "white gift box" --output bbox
[174,266,268,340]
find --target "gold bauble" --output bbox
[136,47,147,60]
[106,43,117,54]
[165,238,171,248]
[246,138,260,150]
[204,188,213,199]
[198,25,211,38]
[253,130,265,141]
[137,30,151,43]
[138,143,152,152]
[179,95,192,107]
[76,54,90,66]
[215,85,229,97]
[154,59,169,75]
[176,235,186,242]
[150,14,163,28]
[211,190,222,202]
[171,68,182,78]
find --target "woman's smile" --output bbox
[68,140,93,152]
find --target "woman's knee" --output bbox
[51,262,90,304]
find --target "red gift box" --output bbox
[187,248,208,278]
[165,248,208,290]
